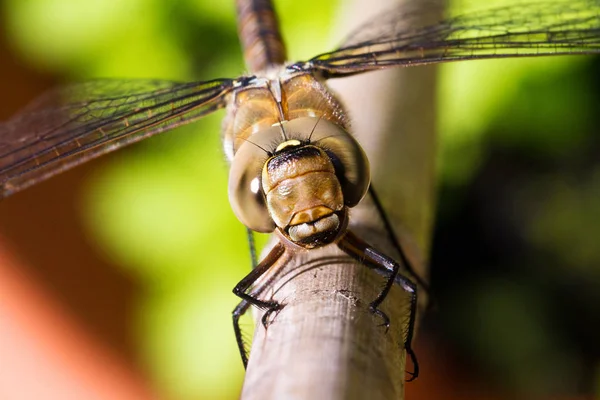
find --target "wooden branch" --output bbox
[240,0,440,398]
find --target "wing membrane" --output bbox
[0,78,237,198]
[308,0,600,77]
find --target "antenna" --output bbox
[238,136,272,156]
[275,114,288,142]
[308,115,323,142]
[266,79,288,142]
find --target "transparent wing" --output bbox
[305,0,600,77]
[0,78,238,199]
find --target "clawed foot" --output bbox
[369,302,390,333]
[261,302,283,329]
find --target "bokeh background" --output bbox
[0,0,598,399]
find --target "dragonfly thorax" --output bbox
[228,117,370,249]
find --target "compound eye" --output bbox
[228,141,276,233]
[311,122,370,208]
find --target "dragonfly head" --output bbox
[228,117,370,249]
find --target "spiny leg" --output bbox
[338,229,419,380]
[232,299,252,367]
[232,228,260,367]
[232,241,286,368]
[404,279,419,382]
[368,185,429,292]
[368,185,425,379]
[233,283,279,368]
[338,230,401,325]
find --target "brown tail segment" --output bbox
[236,0,287,72]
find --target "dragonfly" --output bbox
[1,0,599,381]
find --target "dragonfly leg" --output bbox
[232,299,252,367]
[246,227,258,269]
[244,229,282,327]
[233,288,281,368]
[232,241,287,367]
[338,229,419,380]
[368,185,429,292]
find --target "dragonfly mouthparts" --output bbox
[287,212,341,246]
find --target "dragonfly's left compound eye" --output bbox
[228,140,276,233]
[309,120,371,208]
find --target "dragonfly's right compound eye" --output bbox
[228,140,276,233]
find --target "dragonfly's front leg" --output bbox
[232,299,252,367]
[232,241,287,368]
[337,229,419,380]
[368,185,430,293]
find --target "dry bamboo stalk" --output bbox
[240,0,440,398]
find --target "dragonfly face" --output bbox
[228,116,370,249]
